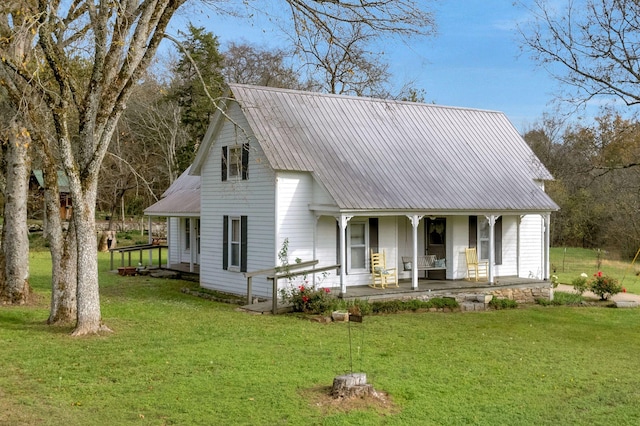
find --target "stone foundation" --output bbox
[408,283,553,312]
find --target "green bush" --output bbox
[338,299,372,315]
[537,291,584,306]
[427,297,459,309]
[488,298,518,310]
[589,271,622,300]
[571,274,589,294]
[370,297,458,314]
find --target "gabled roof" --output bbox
[193,84,558,213]
[144,166,200,216]
[32,170,70,193]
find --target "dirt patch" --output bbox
[302,385,400,416]
[0,288,46,308]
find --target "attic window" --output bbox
[222,143,249,181]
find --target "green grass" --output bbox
[551,247,640,294]
[2,251,640,425]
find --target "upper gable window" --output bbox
[222,143,249,181]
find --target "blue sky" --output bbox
[169,1,561,132]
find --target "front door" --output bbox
[425,217,446,279]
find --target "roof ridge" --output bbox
[228,83,503,115]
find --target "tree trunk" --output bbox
[0,122,32,304]
[45,187,77,324]
[68,177,109,335]
[48,226,77,324]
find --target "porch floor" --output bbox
[339,277,548,301]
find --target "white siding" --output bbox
[168,217,180,266]
[276,172,315,263]
[179,218,190,263]
[519,214,544,279]
[199,103,277,298]
[312,180,336,206]
[494,215,518,277]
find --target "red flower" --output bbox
[324,288,331,293]
[597,271,603,277]
[299,285,305,292]
[302,296,309,303]
[623,288,627,293]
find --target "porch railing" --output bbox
[244,260,341,314]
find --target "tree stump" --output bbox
[331,373,373,399]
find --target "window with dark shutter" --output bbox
[221,147,228,182]
[468,216,477,248]
[222,215,229,269]
[369,218,379,254]
[494,217,502,265]
[469,215,502,264]
[241,216,248,272]
[241,143,249,180]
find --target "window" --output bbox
[347,220,369,271]
[230,217,241,268]
[469,216,502,265]
[221,143,249,181]
[478,218,490,261]
[223,215,247,272]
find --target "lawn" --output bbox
[1,250,640,425]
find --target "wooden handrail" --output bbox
[243,259,318,278]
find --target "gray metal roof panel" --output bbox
[144,166,201,216]
[229,84,558,212]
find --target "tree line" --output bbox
[525,112,640,258]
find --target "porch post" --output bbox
[486,215,497,284]
[543,213,551,280]
[408,215,422,290]
[338,215,351,296]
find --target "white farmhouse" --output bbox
[145,84,558,299]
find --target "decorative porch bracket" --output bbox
[407,214,424,290]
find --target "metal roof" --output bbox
[144,166,200,216]
[32,170,70,193]
[226,84,558,213]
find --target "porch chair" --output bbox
[465,247,488,281]
[370,249,398,289]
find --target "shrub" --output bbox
[335,299,372,316]
[536,291,584,306]
[427,297,459,309]
[370,297,458,314]
[589,271,622,301]
[279,284,336,314]
[488,298,518,310]
[571,273,589,295]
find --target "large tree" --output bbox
[521,0,640,108]
[223,42,311,90]
[0,0,434,335]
